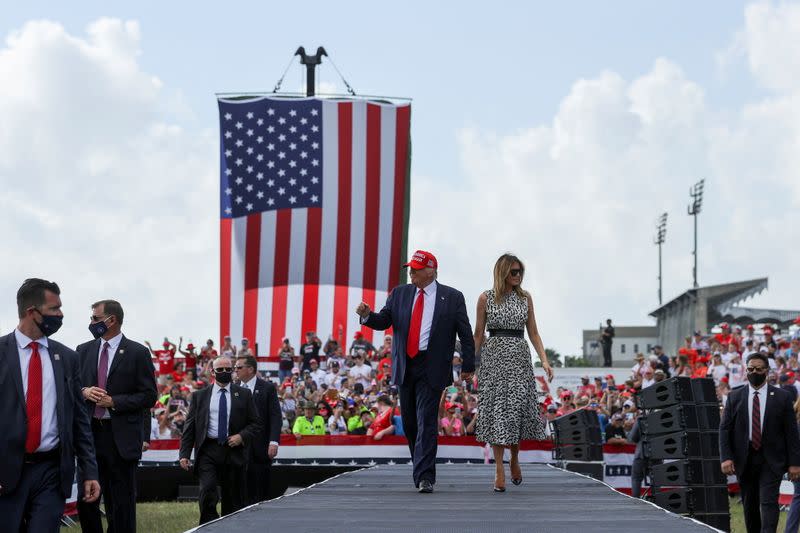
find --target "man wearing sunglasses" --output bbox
[77,300,158,533]
[720,352,800,532]
[179,356,261,525]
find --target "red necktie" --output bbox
[407,289,424,358]
[94,342,110,418]
[25,341,43,453]
[752,390,762,450]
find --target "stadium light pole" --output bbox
[687,179,705,289]
[654,212,668,305]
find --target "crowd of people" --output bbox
[144,319,800,446]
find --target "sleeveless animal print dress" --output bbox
[475,289,546,445]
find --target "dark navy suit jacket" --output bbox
[248,377,282,464]
[0,331,98,497]
[77,335,158,462]
[720,384,800,478]
[363,282,475,391]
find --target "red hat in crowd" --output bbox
[616,385,626,391]
[403,250,438,270]
[720,323,730,330]
[720,376,729,383]
[605,374,614,380]
[788,371,796,378]
[764,327,774,335]
[747,324,755,330]
[794,316,800,325]
[186,343,195,350]
[354,331,364,339]
[559,391,573,399]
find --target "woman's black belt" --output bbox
[488,329,524,338]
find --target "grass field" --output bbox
[58,497,782,532]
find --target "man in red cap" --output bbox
[356,250,475,493]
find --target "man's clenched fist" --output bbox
[355,302,371,318]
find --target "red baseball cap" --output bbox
[403,250,438,270]
[794,316,800,325]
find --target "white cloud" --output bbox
[0,19,217,347]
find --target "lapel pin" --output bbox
[119,349,125,354]
[234,392,240,397]
[53,354,60,361]
[255,389,260,394]
[770,392,775,396]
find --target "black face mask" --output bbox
[88,317,111,339]
[215,370,233,384]
[34,309,63,337]
[748,372,767,388]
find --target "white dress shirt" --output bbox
[97,332,123,419]
[747,382,768,443]
[239,376,279,447]
[413,281,437,352]
[15,328,59,452]
[207,383,232,440]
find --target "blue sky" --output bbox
[1,1,798,355]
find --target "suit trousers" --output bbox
[0,455,64,533]
[245,460,272,505]
[740,446,782,533]
[196,440,246,525]
[78,419,138,533]
[399,351,440,487]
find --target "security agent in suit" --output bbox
[180,357,262,524]
[76,299,158,533]
[235,355,282,504]
[0,278,100,532]
[356,250,475,493]
[720,351,800,533]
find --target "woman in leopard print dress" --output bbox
[474,253,554,492]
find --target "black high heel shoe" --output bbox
[511,461,522,486]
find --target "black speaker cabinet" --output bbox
[693,513,731,532]
[638,377,694,409]
[649,459,727,486]
[691,378,719,405]
[563,461,604,481]
[553,444,603,462]
[553,426,602,445]
[644,431,719,460]
[640,404,721,435]
[654,486,729,514]
[551,409,600,435]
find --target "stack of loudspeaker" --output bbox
[551,408,604,480]
[637,376,730,532]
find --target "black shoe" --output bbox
[418,479,434,493]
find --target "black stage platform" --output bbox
[192,464,718,532]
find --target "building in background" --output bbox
[649,277,800,356]
[582,326,658,367]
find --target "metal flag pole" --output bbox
[295,46,328,97]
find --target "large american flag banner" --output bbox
[218,96,411,355]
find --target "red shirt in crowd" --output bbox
[183,353,197,370]
[377,356,392,381]
[155,349,175,375]
[371,407,395,435]
[578,384,597,398]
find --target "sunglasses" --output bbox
[234,365,246,370]
[510,269,523,277]
[746,366,767,374]
[215,367,233,372]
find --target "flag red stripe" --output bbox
[361,104,382,342]
[219,218,232,342]
[389,106,411,290]
[302,208,322,340]
[242,213,262,346]
[332,102,353,342]
[270,210,292,354]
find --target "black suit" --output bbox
[0,331,99,532]
[180,384,261,524]
[720,384,800,532]
[243,377,282,504]
[76,335,157,533]
[363,282,475,486]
